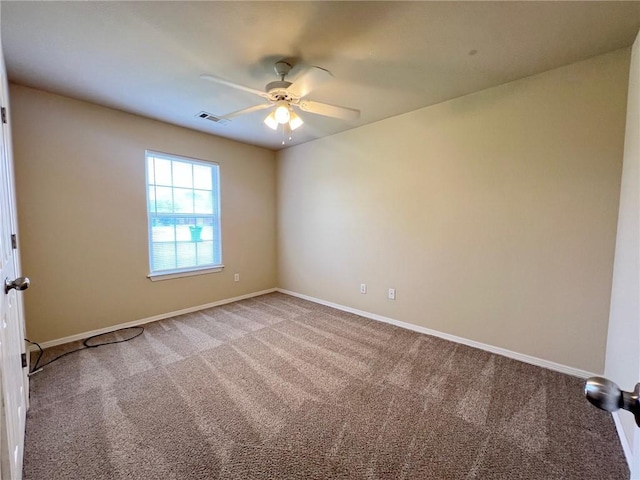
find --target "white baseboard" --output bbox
[32,286,597,378]
[612,411,637,478]
[277,288,598,379]
[633,429,640,480]
[27,288,277,351]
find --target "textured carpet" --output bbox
[24,292,628,479]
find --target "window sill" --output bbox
[148,265,224,282]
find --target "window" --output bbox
[146,151,222,280]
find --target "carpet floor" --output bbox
[24,292,628,479]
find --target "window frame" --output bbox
[145,150,223,281]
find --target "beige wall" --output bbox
[605,33,640,472]
[278,49,630,374]
[10,84,277,343]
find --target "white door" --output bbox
[0,32,28,480]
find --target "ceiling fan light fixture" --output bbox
[274,100,291,124]
[289,110,303,130]
[264,111,278,130]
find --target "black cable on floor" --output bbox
[25,326,144,374]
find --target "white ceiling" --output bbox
[2,1,639,151]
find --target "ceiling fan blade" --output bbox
[221,103,273,119]
[298,100,360,120]
[287,67,333,98]
[200,74,269,99]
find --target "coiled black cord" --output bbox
[25,326,144,374]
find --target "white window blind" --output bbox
[146,151,222,278]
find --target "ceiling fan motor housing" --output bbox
[266,80,292,97]
[267,61,295,100]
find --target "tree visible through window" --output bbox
[146,151,222,277]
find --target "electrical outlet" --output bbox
[360,283,367,294]
[234,273,240,282]
[388,288,396,300]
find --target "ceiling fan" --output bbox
[201,61,360,134]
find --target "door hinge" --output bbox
[1,107,6,124]
[11,234,16,249]
[21,353,27,369]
